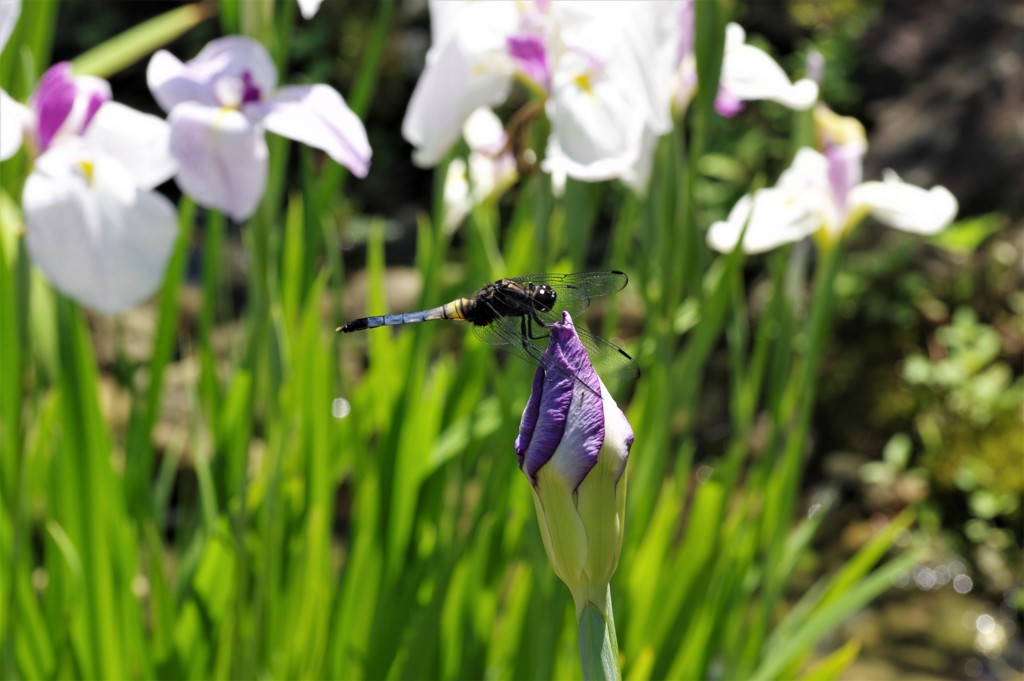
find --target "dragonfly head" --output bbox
[533,284,557,312]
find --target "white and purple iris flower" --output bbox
[515,311,634,613]
[672,1,818,117]
[147,36,371,221]
[8,60,179,314]
[706,107,959,254]
[619,0,820,193]
[402,0,676,192]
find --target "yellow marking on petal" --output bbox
[814,104,866,146]
[574,73,593,95]
[211,107,242,132]
[78,160,94,185]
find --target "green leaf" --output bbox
[928,213,1004,255]
[799,639,861,681]
[72,4,213,79]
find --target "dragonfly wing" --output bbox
[573,324,639,382]
[471,313,527,348]
[508,271,628,304]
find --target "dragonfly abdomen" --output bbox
[337,298,473,332]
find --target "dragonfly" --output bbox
[337,271,638,394]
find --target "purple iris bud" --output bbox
[515,311,634,615]
[516,312,610,489]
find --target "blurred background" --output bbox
[5,0,1022,679]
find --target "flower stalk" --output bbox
[578,585,621,681]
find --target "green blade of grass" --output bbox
[72,4,214,79]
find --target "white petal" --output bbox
[148,37,277,112]
[167,102,267,221]
[720,23,818,111]
[147,50,218,111]
[544,55,646,182]
[777,147,830,192]
[462,107,505,154]
[250,84,371,177]
[618,126,661,195]
[296,0,322,20]
[84,101,176,190]
[552,1,677,136]
[468,147,516,203]
[848,176,958,235]
[542,2,675,184]
[426,0,518,65]
[0,88,28,160]
[402,1,515,167]
[23,142,178,313]
[442,157,471,233]
[0,0,20,54]
[706,188,820,254]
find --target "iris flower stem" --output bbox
[199,209,225,347]
[577,585,621,681]
[792,237,842,422]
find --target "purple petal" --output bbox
[825,140,864,218]
[167,102,267,221]
[248,84,371,177]
[507,34,550,88]
[515,365,571,481]
[32,63,76,151]
[31,64,112,152]
[515,311,605,490]
[79,89,105,132]
[714,88,745,117]
[240,71,261,105]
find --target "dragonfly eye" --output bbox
[534,284,557,312]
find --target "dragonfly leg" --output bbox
[525,312,551,341]
[519,315,531,350]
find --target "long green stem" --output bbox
[577,585,621,681]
